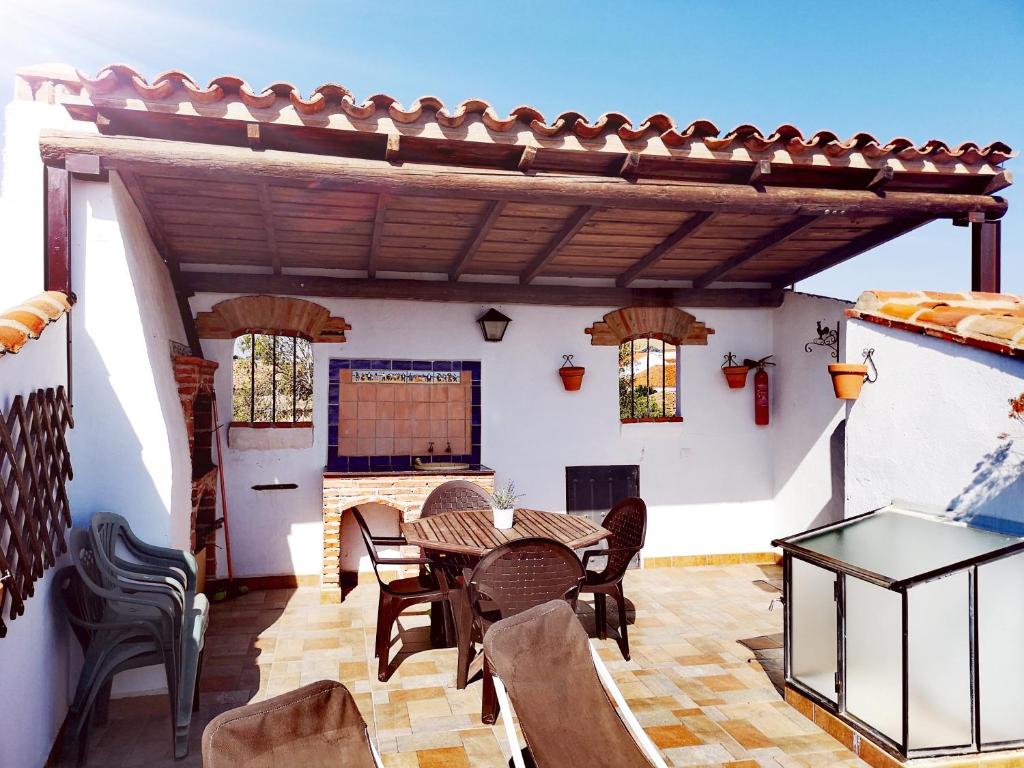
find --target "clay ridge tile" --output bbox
[52,65,1013,165]
[850,289,1024,359]
[0,291,73,357]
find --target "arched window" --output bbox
[618,337,679,421]
[231,333,313,425]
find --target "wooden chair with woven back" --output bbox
[579,497,648,660]
[350,507,448,682]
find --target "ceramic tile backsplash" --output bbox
[327,359,481,472]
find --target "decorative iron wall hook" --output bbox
[862,348,878,383]
[805,320,840,359]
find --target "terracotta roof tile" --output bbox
[848,290,1024,359]
[0,291,73,356]
[18,64,1014,166]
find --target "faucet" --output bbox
[427,441,434,454]
[445,441,452,454]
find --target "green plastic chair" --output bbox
[89,513,209,758]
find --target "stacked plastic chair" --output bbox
[62,513,209,762]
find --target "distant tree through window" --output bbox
[618,337,679,421]
[232,333,313,425]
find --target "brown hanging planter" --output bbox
[828,364,868,400]
[828,348,878,401]
[559,354,585,391]
[721,353,750,389]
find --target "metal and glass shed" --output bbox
[773,505,1024,761]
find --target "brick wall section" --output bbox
[173,355,220,569]
[322,472,495,593]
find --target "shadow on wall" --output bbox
[804,419,846,531]
[949,438,1024,536]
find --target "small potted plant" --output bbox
[491,480,522,530]
[721,353,750,389]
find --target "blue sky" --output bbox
[1,0,1020,299]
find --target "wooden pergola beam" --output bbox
[118,169,202,355]
[692,215,819,289]
[520,206,598,284]
[367,193,389,278]
[450,200,506,281]
[770,218,930,289]
[180,271,785,308]
[256,182,282,274]
[617,213,715,288]
[38,131,1009,221]
[972,220,1001,292]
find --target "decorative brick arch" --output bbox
[195,295,351,342]
[585,306,714,346]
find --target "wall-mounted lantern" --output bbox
[477,308,511,342]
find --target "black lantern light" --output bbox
[477,308,511,342]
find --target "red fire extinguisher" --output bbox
[749,355,775,426]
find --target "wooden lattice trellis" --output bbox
[0,386,73,637]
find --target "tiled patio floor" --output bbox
[64,564,867,768]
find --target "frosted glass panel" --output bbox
[846,577,902,743]
[907,572,971,749]
[790,558,837,702]
[980,556,1024,744]
[791,510,1021,581]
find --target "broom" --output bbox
[210,395,248,602]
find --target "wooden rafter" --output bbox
[984,170,1013,195]
[770,218,931,288]
[256,182,282,274]
[692,215,820,289]
[367,193,389,278]
[181,272,785,308]
[449,200,506,281]
[118,169,202,355]
[385,134,401,163]
[517,146,537,173]
[867,165,894,192]
[520,206,598,284]
[40,131,1009,221]
[616,213,715,288]
[749,160,771,185]
[619,152,640,181]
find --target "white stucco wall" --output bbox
[196,291,842,577]
[66,174,192,549]
[0,319,75,768]
[845,320,1024,530]
[771,293,850,536]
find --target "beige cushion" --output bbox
[202,680,376,768]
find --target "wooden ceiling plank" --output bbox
[182,271,785,308]
[692,215,820,288]
[449,200,507,281]
[616,212,715,287]
[118,169,201,355]
[519,206,598,284]
[770,218,932,288]
[256,182,282,274]
[367,193,389,278]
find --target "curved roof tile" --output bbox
[0,291,73,357]
[53,65,1012,165]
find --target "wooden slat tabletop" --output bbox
[402,508,609,557]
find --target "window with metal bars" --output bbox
[231,333,313,425]
[618,337,681,422]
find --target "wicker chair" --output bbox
[466,537,585,723]
[351,507,449,681]
[579,497,647,660]
[420,480,495,517]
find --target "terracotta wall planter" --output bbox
[559,366,586,391]
[722,366,750,389]
[828,363,868,400]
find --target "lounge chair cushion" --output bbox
[483,600,653,768]
[202,680,377,768]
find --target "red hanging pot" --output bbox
[559,354,585,391]
[721,353,750,389]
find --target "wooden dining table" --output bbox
[401,507,610,690]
